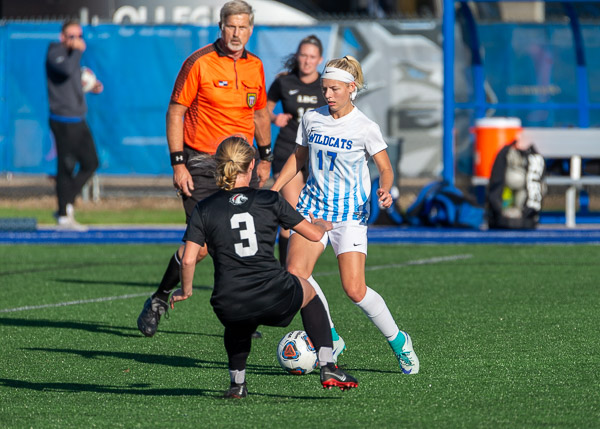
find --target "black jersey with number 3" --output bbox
[183,187,304,320]
[267,72,326,144]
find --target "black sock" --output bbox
[300,296,333,350]
[278,235,288,267]
[224,325,255,372]
[153,251,181,302]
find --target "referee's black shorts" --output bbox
[272,137,308,180]
[181,145,260,222]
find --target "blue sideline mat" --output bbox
[2,226,600,245]
[367,227,600,244]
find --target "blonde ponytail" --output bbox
[214,136,255,190]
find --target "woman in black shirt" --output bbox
[170,136,358,398]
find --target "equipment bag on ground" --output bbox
[405,180,484,229]
[487,140,545,229]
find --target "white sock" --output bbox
[307,276,334,330]
[318,347,334,367]
[229,369,245,384]
[355,286,400,341]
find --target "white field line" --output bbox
[0,293,150,313]
[316,253,473,276]
[0,254,472,313]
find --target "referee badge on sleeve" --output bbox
[246,93,257,108]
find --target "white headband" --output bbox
[322,67,354,83]
[322,67,358,100]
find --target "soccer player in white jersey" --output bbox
[272,55,419,374]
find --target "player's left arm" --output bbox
[292,214,333,242]
[254,106,272,187]
[372,150,394,209]
[271,146,308,192]
[170,240,202,308]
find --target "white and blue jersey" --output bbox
[295,105,387,222]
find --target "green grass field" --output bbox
[1,244,598,428]
[0,206,184,225]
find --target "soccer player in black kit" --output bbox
[169,136,358,398]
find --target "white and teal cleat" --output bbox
[333,334,346,363]
[391,331,419,374]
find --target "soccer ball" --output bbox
[81,67,97,93]
[276,330,318,375]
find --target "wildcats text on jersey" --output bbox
[308,133,353,150]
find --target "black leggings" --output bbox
[222,295,332,371]
[224,323,257,371]
[50,119,99,216]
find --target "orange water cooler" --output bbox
[473,117,522,179]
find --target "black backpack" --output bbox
[487,142,545,229]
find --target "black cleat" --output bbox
[320,364,358,391]
[251,331,262,339]
[137,297,168,337]
[223,382,248,399]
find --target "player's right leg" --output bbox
[297,278,358,391]
[337,250,420,375]
[287,231,345,356]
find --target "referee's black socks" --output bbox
[153,250,182,302]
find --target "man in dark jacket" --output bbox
[46,20,103,230]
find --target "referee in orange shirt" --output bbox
[137,0,273,337]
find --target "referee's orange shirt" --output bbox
[170,41,267,154]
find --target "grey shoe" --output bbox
[223,382,248,399]
[137,296,168,337]
[320,364,358,391]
